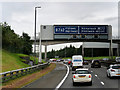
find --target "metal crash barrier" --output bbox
[0,62,50,83]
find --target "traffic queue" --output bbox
[49,55,120,86]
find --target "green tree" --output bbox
[1,22,32,55]
[22,33,32,55]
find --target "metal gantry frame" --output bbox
[35,24,120,61]
[39,25,42,63]
[34,6,41,64]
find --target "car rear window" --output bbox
[94,61,100,63]
[112,66,120,69]
[75,70,90,74]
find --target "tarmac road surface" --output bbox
[23,62,67,89]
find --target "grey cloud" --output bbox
[1,2,118,37]
[104,17,118,22]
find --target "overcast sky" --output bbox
[1,0,119,52]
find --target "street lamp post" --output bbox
[34,6,41,65]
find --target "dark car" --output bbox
[91,60,101,68]
[83,61,89,65]
[60,59,64,62]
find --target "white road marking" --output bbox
[95,74,105,86]
[95,74,98,77]
[91,71,93,72]
[101,66,106,68]
[95,74,100,80]
[55,64,69,90]
[101,81,105,86]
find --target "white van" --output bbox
[72,55,83,71]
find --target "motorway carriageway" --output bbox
[23,62,120,89]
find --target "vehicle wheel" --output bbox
[107,73,109,77]
[88,81,92,86]
[91,66,93,68]
[109,73,112,79]
[72,67,74,71]
[73,82,76,86]
[99,66,101,68]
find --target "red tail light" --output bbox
[73,75,76,78]
[89,75,91,78]
[111,69,115,72]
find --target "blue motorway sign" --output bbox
[54,26,78,34]
[54,25,107,34]
[79,26,107,34]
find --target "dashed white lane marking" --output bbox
[101,66,106,68]
[55,64,69,90]
[95,74,98,77]
[101,81,105,86]
[95,74,105,86]
[95,74,100,79]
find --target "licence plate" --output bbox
[74,66,77,68]
[79,75,85,78]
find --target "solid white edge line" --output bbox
[101,81,105,85]
[55,64,69,90]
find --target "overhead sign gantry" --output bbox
[39,24,113,62]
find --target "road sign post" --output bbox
[44,41,47,61]
[118,43,120,56]
[39,25,42,63]
[110,38,113,60]
[82,43,84,57]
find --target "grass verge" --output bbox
[84,56,116,60]
[2,63,56,88]
[58,56,116,60]
[16,54,46,64]
[2,50,30,72]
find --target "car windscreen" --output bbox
[75,70,90,74]
[73,60,82,62]
[94,61,100,63]
[117,58,120,60]
[112,66,120,69]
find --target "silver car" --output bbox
[63,59,69,64]
[107,64,120,78]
